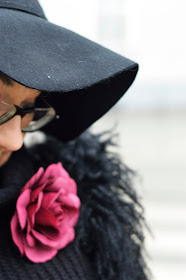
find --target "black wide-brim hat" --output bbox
[0,0,138,141]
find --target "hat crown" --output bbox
[0,0,46,19]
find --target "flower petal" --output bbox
[41,192,60,210]
[10,213,24,255]
[60,208,80,228]
[59,193,81,209]
[35,225,60,241]
[35,207,58,229]
[46,177,77,195]
[27,203,37,228]
[16,189,31,230]
[33,227,75,250]
[30,183,46,202]
[44,178,63,193]
[26,232,36,247]
[27,192,43,227]
[39,163,69,185]
[65,178,77,194]
[31,229,59,247]
[22,167,44,192]
[23,238,57,263]
[52,202,63,217]
[56,227,75,250]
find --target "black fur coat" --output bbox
[0,131,148,280]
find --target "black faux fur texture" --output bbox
[26,130,149,280]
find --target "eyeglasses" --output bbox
[0,98,57,132]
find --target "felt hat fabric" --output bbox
[0,0,138,141]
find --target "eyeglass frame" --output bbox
[0,98,57,132]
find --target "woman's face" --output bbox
[0,78,41,167]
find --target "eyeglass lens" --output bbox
[0,101,56,132]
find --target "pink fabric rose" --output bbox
[10,162,80,263]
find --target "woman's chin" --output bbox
[0,151,12,167]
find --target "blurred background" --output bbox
[39,1,186,279]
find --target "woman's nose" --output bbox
[0,115,24,151]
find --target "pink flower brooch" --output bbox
[10,162,80,263]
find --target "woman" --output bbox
[0,0,148,279]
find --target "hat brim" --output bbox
[0,9,138,141]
